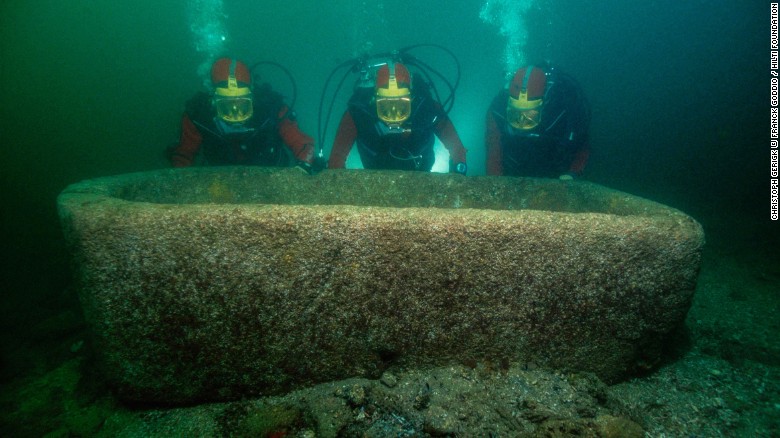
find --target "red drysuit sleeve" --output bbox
[485,110,503,176]
[328,111,358,169]
[277,106,315,164]
[433,113,467,166]
[170,114,202,167]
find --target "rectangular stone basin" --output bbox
[57,167,704,404]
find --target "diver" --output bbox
[168,57,316,172]
[323,48,468,174]
[485,65,591,179]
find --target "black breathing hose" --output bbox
[249,61,298,112]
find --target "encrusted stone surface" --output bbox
[57,167,704,404]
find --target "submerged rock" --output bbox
[57,167,704,404]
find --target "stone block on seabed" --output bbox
[57,167,705,404]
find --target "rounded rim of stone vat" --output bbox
[57,167,702,222]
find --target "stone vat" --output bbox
[57,167,704,404]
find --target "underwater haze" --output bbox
[0,0,776,435]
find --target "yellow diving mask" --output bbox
[213,71,253,123]
[376,96,412,124]
[214,96,253,123]
[507,91,543,130]
[506,106,541,130]
[375,62,412,125]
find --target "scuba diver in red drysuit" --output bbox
[169,57,316,172]
[486,65,590,179]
